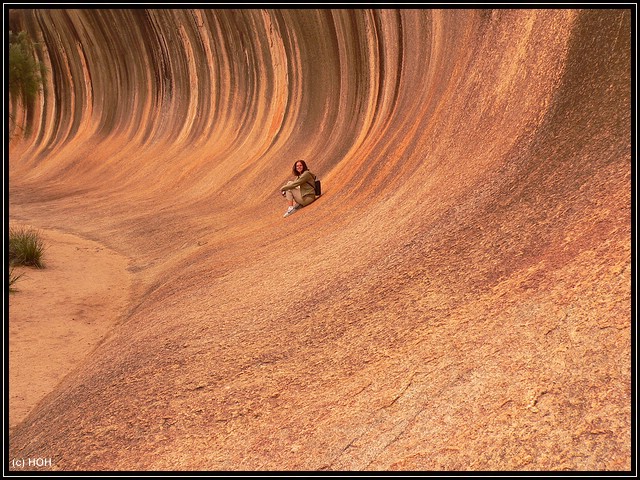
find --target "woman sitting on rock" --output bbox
[280,160,317,218]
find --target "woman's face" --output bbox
[296,162,304,173]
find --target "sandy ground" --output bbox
[8,225,132,432]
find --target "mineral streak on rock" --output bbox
[8,8,631,471]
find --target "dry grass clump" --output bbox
[9,225,46,291]
[9,225,45,268]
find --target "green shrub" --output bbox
[9,226,45,268]
[8,30,47,136]
[9,30,47,106]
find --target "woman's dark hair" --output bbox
[292,160,308,176]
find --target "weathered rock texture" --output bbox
[8,8,631,472]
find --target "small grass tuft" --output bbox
[9,225,46,268]
[9,265,24,292]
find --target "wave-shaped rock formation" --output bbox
[8,8,631,471]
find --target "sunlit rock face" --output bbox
[9,9,631,471]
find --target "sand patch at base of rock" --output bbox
[9,225,132,430]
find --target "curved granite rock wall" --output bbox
[9,9,631,471]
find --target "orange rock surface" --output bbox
[8,8,631,472]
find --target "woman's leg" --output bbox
[299,194,316,207]
[285,183,304,207]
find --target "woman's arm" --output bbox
[281,171,313,191]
